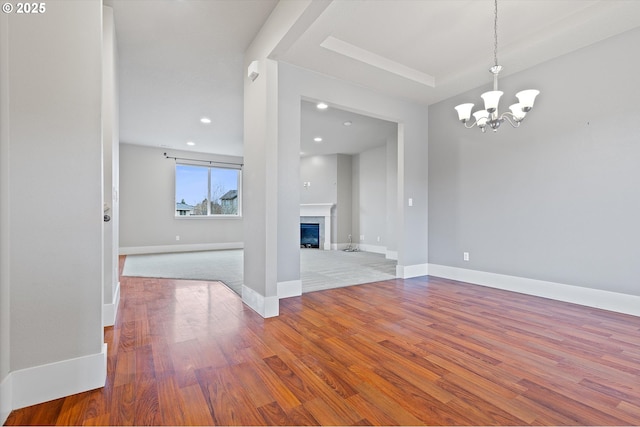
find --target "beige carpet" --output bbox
[122,249,397,296]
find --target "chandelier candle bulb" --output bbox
[509,103,526,121]
[473,110,489,129]
[481,90,503,113]
[516,89,540,111]
[455,103,474,122]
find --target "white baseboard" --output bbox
[102,281,120,327]
[11,343,107,411]
[0,374,11,425]
[120,241,243,255]
[331,243,393,257]
[357,244,387,255]
[330,243,368,252]
[278,279,302,298]
[241,285,279,318]
[428,264,640,317]
[396,263,428,279]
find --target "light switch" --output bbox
[408,198,413,207]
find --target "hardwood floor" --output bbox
[5,263,640,425]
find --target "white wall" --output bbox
[119,143,243,253]
[428,27,640,303]
[0,0,106,414]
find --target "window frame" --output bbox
[174,161,242,219]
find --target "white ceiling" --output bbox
[109,0,640,157]
[300,100,396,158]
[108,0,279,156]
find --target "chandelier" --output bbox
[454,0,539,132]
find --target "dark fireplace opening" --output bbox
[300,223,320,248]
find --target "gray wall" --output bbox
[386,137,399,255]
[428,26,640,296]
[103,5,119,324]
[352,146,387,249]
[301,149,397,251]
[336,154,353,245]
[0,0,104,372]
[300,155,338,204]
[300,153,353,245]
[350,138,398,257]
[119,143,243,252]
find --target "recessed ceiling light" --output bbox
[186,141,195,146]
[200,117,211,124]
[343,121,352,126]
[313,137,323,143]
[316,102,328,110]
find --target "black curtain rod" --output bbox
[163,152,243,167]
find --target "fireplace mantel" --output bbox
[300,203,333,217]
[300,204,334,250]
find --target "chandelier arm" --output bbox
[463,119,478,129]
[500,112,522,128]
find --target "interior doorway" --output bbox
[298,99,399,291]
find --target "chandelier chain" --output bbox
[493,0,499,66]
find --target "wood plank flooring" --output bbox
[5,261,640,425]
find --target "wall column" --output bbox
[1,0,106,413]
[242,58,280,317]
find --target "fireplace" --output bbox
[300,223,320,248]
[300,204,333,250]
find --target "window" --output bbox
[175,163,241,217]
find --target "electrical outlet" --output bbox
[408,198,413,207]
[377,236,381,242]
[176,235,180,241]
[360,235,365,241]
[463,252,469,261]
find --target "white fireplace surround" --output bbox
[300,203,334,250]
